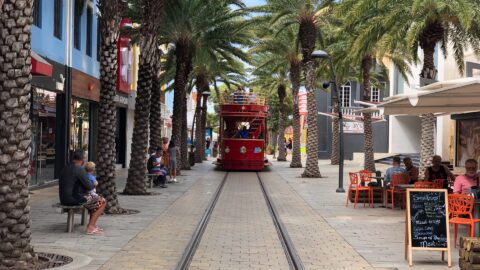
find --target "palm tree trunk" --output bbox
[290,61,302,167]
[302,60,322,178]
[180,95,190,170]
[277,85,287,161]
[149,55,162,150]
[419,113,436,173]
[299,18,321,177]
[97,0,124,212]
[418,27,441,172]
[0,0,37,267]
[124,36,156,195]
[171,42,192,173]
[361,56,375,172]
[200,93,208,160]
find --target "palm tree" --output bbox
[364,0,480,172]
[0,0,37,267]
[251,23,303,166]
[263,0,333,177]
[250,53,291,161]
[124,0,164,195]
[335,0,413,172]
[96,0,125,213]
[159,0,251,172]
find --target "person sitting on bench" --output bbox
[147,147,168,188]
[59,150,106,235]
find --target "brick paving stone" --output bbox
[189,172,291,270]
[30,162,215,269]
[99,169,226,269]
[270,159,461,270]
[259,170,374,270]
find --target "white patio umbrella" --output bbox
[356,77,480,115]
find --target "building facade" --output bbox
[316,82,390,160]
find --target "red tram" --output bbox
[215,93,270,171]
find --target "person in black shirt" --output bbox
[59,150,105,235]
[424,155,455,188]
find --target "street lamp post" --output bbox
[311,50,345,193]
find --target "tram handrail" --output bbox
[220,92,266,105]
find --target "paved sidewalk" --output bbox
[100,169,226,270]
[260,170,373,269]
[271,158,460,270]
[30,163,214,269]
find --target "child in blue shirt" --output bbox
[85,162,98,194]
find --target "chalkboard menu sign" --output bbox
[406,189,451,267]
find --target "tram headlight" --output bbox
[225,146,230,154]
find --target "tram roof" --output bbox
[219,92,266,106]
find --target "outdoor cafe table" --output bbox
[369,176,386,207]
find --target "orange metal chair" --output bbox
[433,179,445,189]
[359,170,380,206]
[448,194,480,248]
[413,181,435,189]
[386,173,409,209]
[346,172,373,208]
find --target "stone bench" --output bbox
[52,203,88,233]
[146,174,157,188]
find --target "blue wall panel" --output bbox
[71,0,99,78]
[32,0,67,64]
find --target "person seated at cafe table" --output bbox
[403,157,419,184]
[424,155,455,188]
[453,159,479,194]
[384,156,406,184]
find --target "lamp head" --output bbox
[311,50,330,59]
[322,81,331,89]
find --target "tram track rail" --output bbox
[176,171,304,270]
[175,172,229,270]
[256,172,305,270]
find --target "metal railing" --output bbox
[220,93,266,106]
[331,106,382,118]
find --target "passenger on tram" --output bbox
[239,126,250,139]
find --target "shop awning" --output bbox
[356,77,480,115]
[31,51,53,76]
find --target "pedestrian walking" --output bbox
[168,139,179,183]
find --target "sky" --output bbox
[244,0,265,7]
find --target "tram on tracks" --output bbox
[215,92,270,171]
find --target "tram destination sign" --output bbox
[405,189,451,267]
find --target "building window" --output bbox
[73,0,83,50]
[340,82,351,108]
[394,66,404,95]
[86,6,93,56]
[53,0,63,39]
[33,0,42,27]
[371,86,380,102]
[97,29,101,61]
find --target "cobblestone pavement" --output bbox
[99,169,226,270]
[260,170,373,269]
[189,172,290,270]
[30,163,214,270]
[29,158,464,269]
[270,158,461,270]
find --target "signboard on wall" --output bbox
[298,91,307,116]
[343,122,364,134]
[456,119,480,166]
